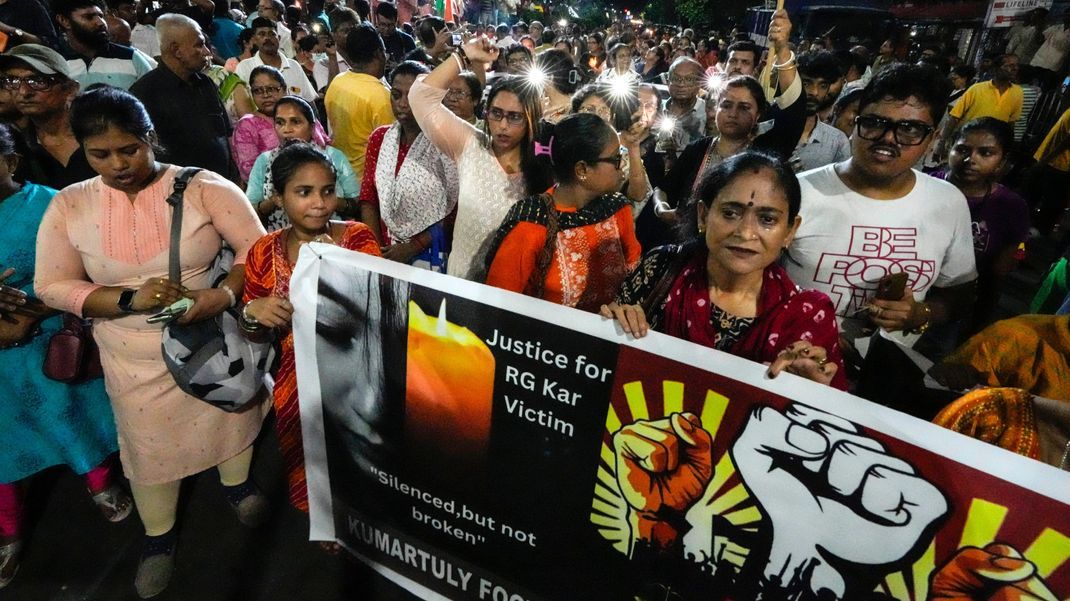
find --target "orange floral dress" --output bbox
[485,192,641,312]
[242,222,381,511]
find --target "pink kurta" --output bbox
[35,166,269,485]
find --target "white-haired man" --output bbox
[129,14,234,179]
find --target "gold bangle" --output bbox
[908,303,932,335]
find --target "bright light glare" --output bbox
[606,73,634,101]
[659,117,677,133]
[523,66,549,90]
[557,18,568,27]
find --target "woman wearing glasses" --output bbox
[410,36,551,280]
[231,65,327,183]
[485,113,641,311]
[571,82,652,211]
[654,10,802,228]
[443,71,483,124]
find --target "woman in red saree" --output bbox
[240,143,380,511]
[602,151,847,390]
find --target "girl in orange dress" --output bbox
[485,113,641,312]
[240,143,381,512]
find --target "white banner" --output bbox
[291,244,1070,601]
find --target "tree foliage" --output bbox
[675,0,715,28]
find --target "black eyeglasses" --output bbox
[588,147,627,170]
[251,85,284,96]
[486,107,526,125]
[854,115,934,146]
[0,75,61,91]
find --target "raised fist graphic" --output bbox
[731,403,949,599]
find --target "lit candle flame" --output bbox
[436,298,448,337]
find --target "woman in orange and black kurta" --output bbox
[240,144,380,512]
[485,113,641,312]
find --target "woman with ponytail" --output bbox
[484,113,641,312]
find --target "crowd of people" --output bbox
[0,0,1069,598]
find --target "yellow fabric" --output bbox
[216,444,255,487]
[943,315,1070,402]
[130,480,181,536]
[1034,107,1070,172]
[126,445,253,535]
[949,81,1024,124]
[324,71,395,180]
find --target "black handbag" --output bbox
[159,167,275,412]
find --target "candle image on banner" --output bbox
[405,298,495,463]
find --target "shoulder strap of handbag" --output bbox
[165,167,204,284]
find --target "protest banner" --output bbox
[292,245,1070,601]
[984,0,1054,27]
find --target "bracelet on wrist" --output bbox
[771,50,797,70]
[219,284,237,308]
[907,302,932,335]
[239,304,262,332]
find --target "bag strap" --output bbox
[165,167,204,283]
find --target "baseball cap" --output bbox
[0,44,71,78]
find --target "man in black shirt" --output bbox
[374,2,414,70]
[129,14,235,179]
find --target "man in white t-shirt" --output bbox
[235,17,316,102]
[786,63,977,348]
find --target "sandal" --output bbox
[0,540,21,589]
[91,485,134,523]
[134,532,176,599]
[221,481,269,528]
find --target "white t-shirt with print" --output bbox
[785,164,977,345]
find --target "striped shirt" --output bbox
[1014,84,1040,142]
[60,42,156,90]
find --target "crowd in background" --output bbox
[0,0,1069,597]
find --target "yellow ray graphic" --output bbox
[883,571,909,601]
[600,442,615,468]
[700,390,730,437]
[704,453,739,505]
[708,483,751,515]
[596,466,619,493]
[912,541,936,601]
[722,506,762,527]
[1024,528,1070,579]
[958,498,1009,549]
[593,480,619,504]
[590,512,620,528]
[592,497,620,518]
[606,403,622,436]
[622,381,650,422]
[663,380,685,415]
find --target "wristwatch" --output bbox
[117,289,137,313]
[11,28,23,39]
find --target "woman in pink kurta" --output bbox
[34,87,269,599]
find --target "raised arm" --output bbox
[411,36,499,162]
